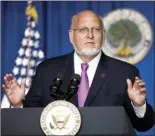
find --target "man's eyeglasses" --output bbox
[72,27,102,34]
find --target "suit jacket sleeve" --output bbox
[23,63,43,107]
[124,67,154,132]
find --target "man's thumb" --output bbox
[126,79,132,89]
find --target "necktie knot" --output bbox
[81,63,88,71]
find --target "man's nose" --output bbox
[86,29,94,39]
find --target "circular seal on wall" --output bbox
[40,100,81,136]
[102,8,153,64]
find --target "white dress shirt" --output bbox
[74,51,146,118]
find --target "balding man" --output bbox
[2,10,154,131]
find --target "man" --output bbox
[2,10,154,131]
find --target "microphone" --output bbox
[50,73,63,99]
[66,74,81,101]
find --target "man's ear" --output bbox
[69,29,74,45]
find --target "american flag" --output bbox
[1,1,44,108]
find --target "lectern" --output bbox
[1,107,136,136]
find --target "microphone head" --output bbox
[55,72,63,80]
[54,72,63,86]
[66,74,81,101]
[71,74,81,86]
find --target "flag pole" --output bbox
[25,0,33,81]
[25,0,38,84]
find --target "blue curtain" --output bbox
[1,1,154,135]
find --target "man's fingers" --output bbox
[9,74,14,83]
[2,84,11,95]
[4,74,11,83]
[7,74,13,81]
[135,77,145,85]
[6,74,10,80]
[2,84,9,93]
[4,74,15,87]
[140,88,146,93]
[9,74,13,77]
[4,75,9,84]
[140,88,146,96]
[2,84,7,90]
[12,78,17,83]
[133,81,140,91]
[4,76,10,88]
[139,82,145,87]
[21,78,26,91]
[135,77,140,80]
[135,77,142,84]
[135,79,142,84]
[134,80,145,90]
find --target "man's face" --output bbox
[69,12,104,56]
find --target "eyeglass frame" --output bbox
[71,27,104,34]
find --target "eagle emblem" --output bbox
[50,114,70,130]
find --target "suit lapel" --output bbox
[60,52,78,106]
[84,52,108,106]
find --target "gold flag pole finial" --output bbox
[26,0,38,23]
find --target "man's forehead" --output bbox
[76,13,101,26]
[76,12,100,21]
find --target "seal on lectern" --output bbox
[40,100,81,136]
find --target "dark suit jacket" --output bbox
[23,52,154,131]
